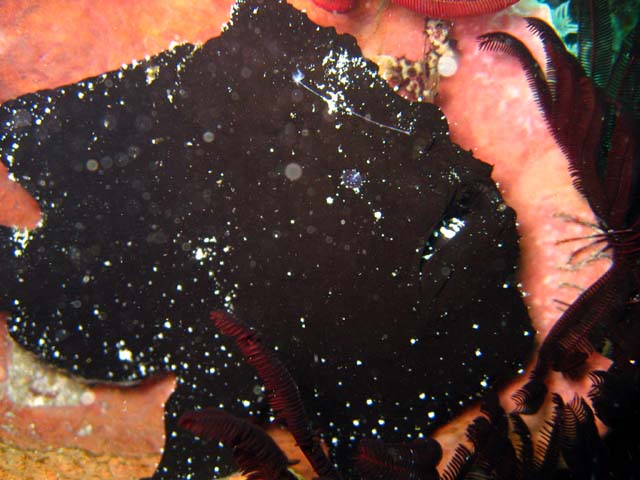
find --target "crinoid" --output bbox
[442,392,609,479]
[477,3,640,416]
[186,311,621,480]
[180,310,632,479]
[178,408,299,480]
[180,312,445,480]
[209,312,339,480]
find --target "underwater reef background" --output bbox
[0,0,636,479]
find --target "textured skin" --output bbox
[0,0,533,478]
